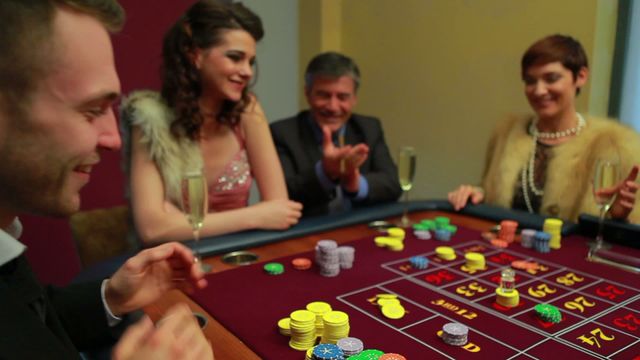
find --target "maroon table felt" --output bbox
[191,224,640,359]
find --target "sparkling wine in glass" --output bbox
[181,170,211,272]
[591,158,620,249]
[397,146,417,227]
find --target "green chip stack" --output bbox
[534,304,562,323]
[347,349,385,359]
[264,262,284,275]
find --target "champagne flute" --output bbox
[397,146,417,227]
[181,170,211,272]
[591,158,620,250]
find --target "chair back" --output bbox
[69,205,136,268]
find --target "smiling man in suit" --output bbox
[0,1,212,359]
[271,52,402,216]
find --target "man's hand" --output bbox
[321,125,353,180]
[105,242,207,316]
[602,165,639,220]
[112,304,214,360]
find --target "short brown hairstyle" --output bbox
[0,0,124,117]
[521,34,588,81]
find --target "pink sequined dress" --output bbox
[208,127,253,211]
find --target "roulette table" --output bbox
[142,201,640,359]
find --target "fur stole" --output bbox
[120,90,203,206]
[482,114,640,223]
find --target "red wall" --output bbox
[23,0,194,285]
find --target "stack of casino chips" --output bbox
[289,310,319,350]
[277,317,291,336]
[543,218,563,249]
[464,252,485,270]
[338,246,355,269]
[535,304,562,323]
[441,322,469,346]
[347,349,385,359]
[337,337,364,357]
[374,228,405,251]
[435,246,457,261]
[412,219,435,239]
[312,343,344,360]
[321,311,350,344]
[499,220,518,243]
[316,240,341,277]
[520,229,536,248]
[375,295,406,320]
[409,256,429,270]
[306,301,333,337]
[433,217,457,241]
[533,231,551,253]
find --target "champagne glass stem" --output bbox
[595,205,606,248]
[401,190,410,227]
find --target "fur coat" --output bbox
[482,114,640,223]
[120,90,203,207]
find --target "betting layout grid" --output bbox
[337,240,640,359]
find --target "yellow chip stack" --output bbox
[305,346,317,360]
[277,317,291,336]
[543,218,563,250]
[306,301,332,337]
[321,311,350,344]
[495,287,520,308]
[436,246,457,261]
[374,227,406,251]
[465,252,486,270]
[371,294,406,319]
[289,310,318,351]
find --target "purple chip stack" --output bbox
[337,246,355,269]
[315,240,340,277]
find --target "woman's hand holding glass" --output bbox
[603,165,639,220]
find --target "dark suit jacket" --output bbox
[0,255,115,359]
[271,111,402,216]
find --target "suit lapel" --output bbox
[0,257,80,359]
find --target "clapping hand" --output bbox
[105,242,207,316]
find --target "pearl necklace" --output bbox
[521,113,586,213]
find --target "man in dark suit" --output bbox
[0,1,212,359]
[271,52,402,216]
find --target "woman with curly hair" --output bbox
[122,0,302,245]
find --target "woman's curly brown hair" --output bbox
[161,0,263,140]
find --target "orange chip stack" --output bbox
[292,257,312,270]
[491,239,509,248]
[499,220,518,243]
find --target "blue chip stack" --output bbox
[435,229,451,241]
[520,229,536,248]
[312,343,344,360]
[409,256,429,270]
[534,231,551,253]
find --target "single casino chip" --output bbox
[292,257,312,270]
[263,262,284,275]
[511,260,539,270]
[481,231,497,241]
[379,354,407,360]
[381,303,406,319]
[535,304,562,323]
[490,239,509,248]
[377,298,401,307]
[387,227,406,239]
